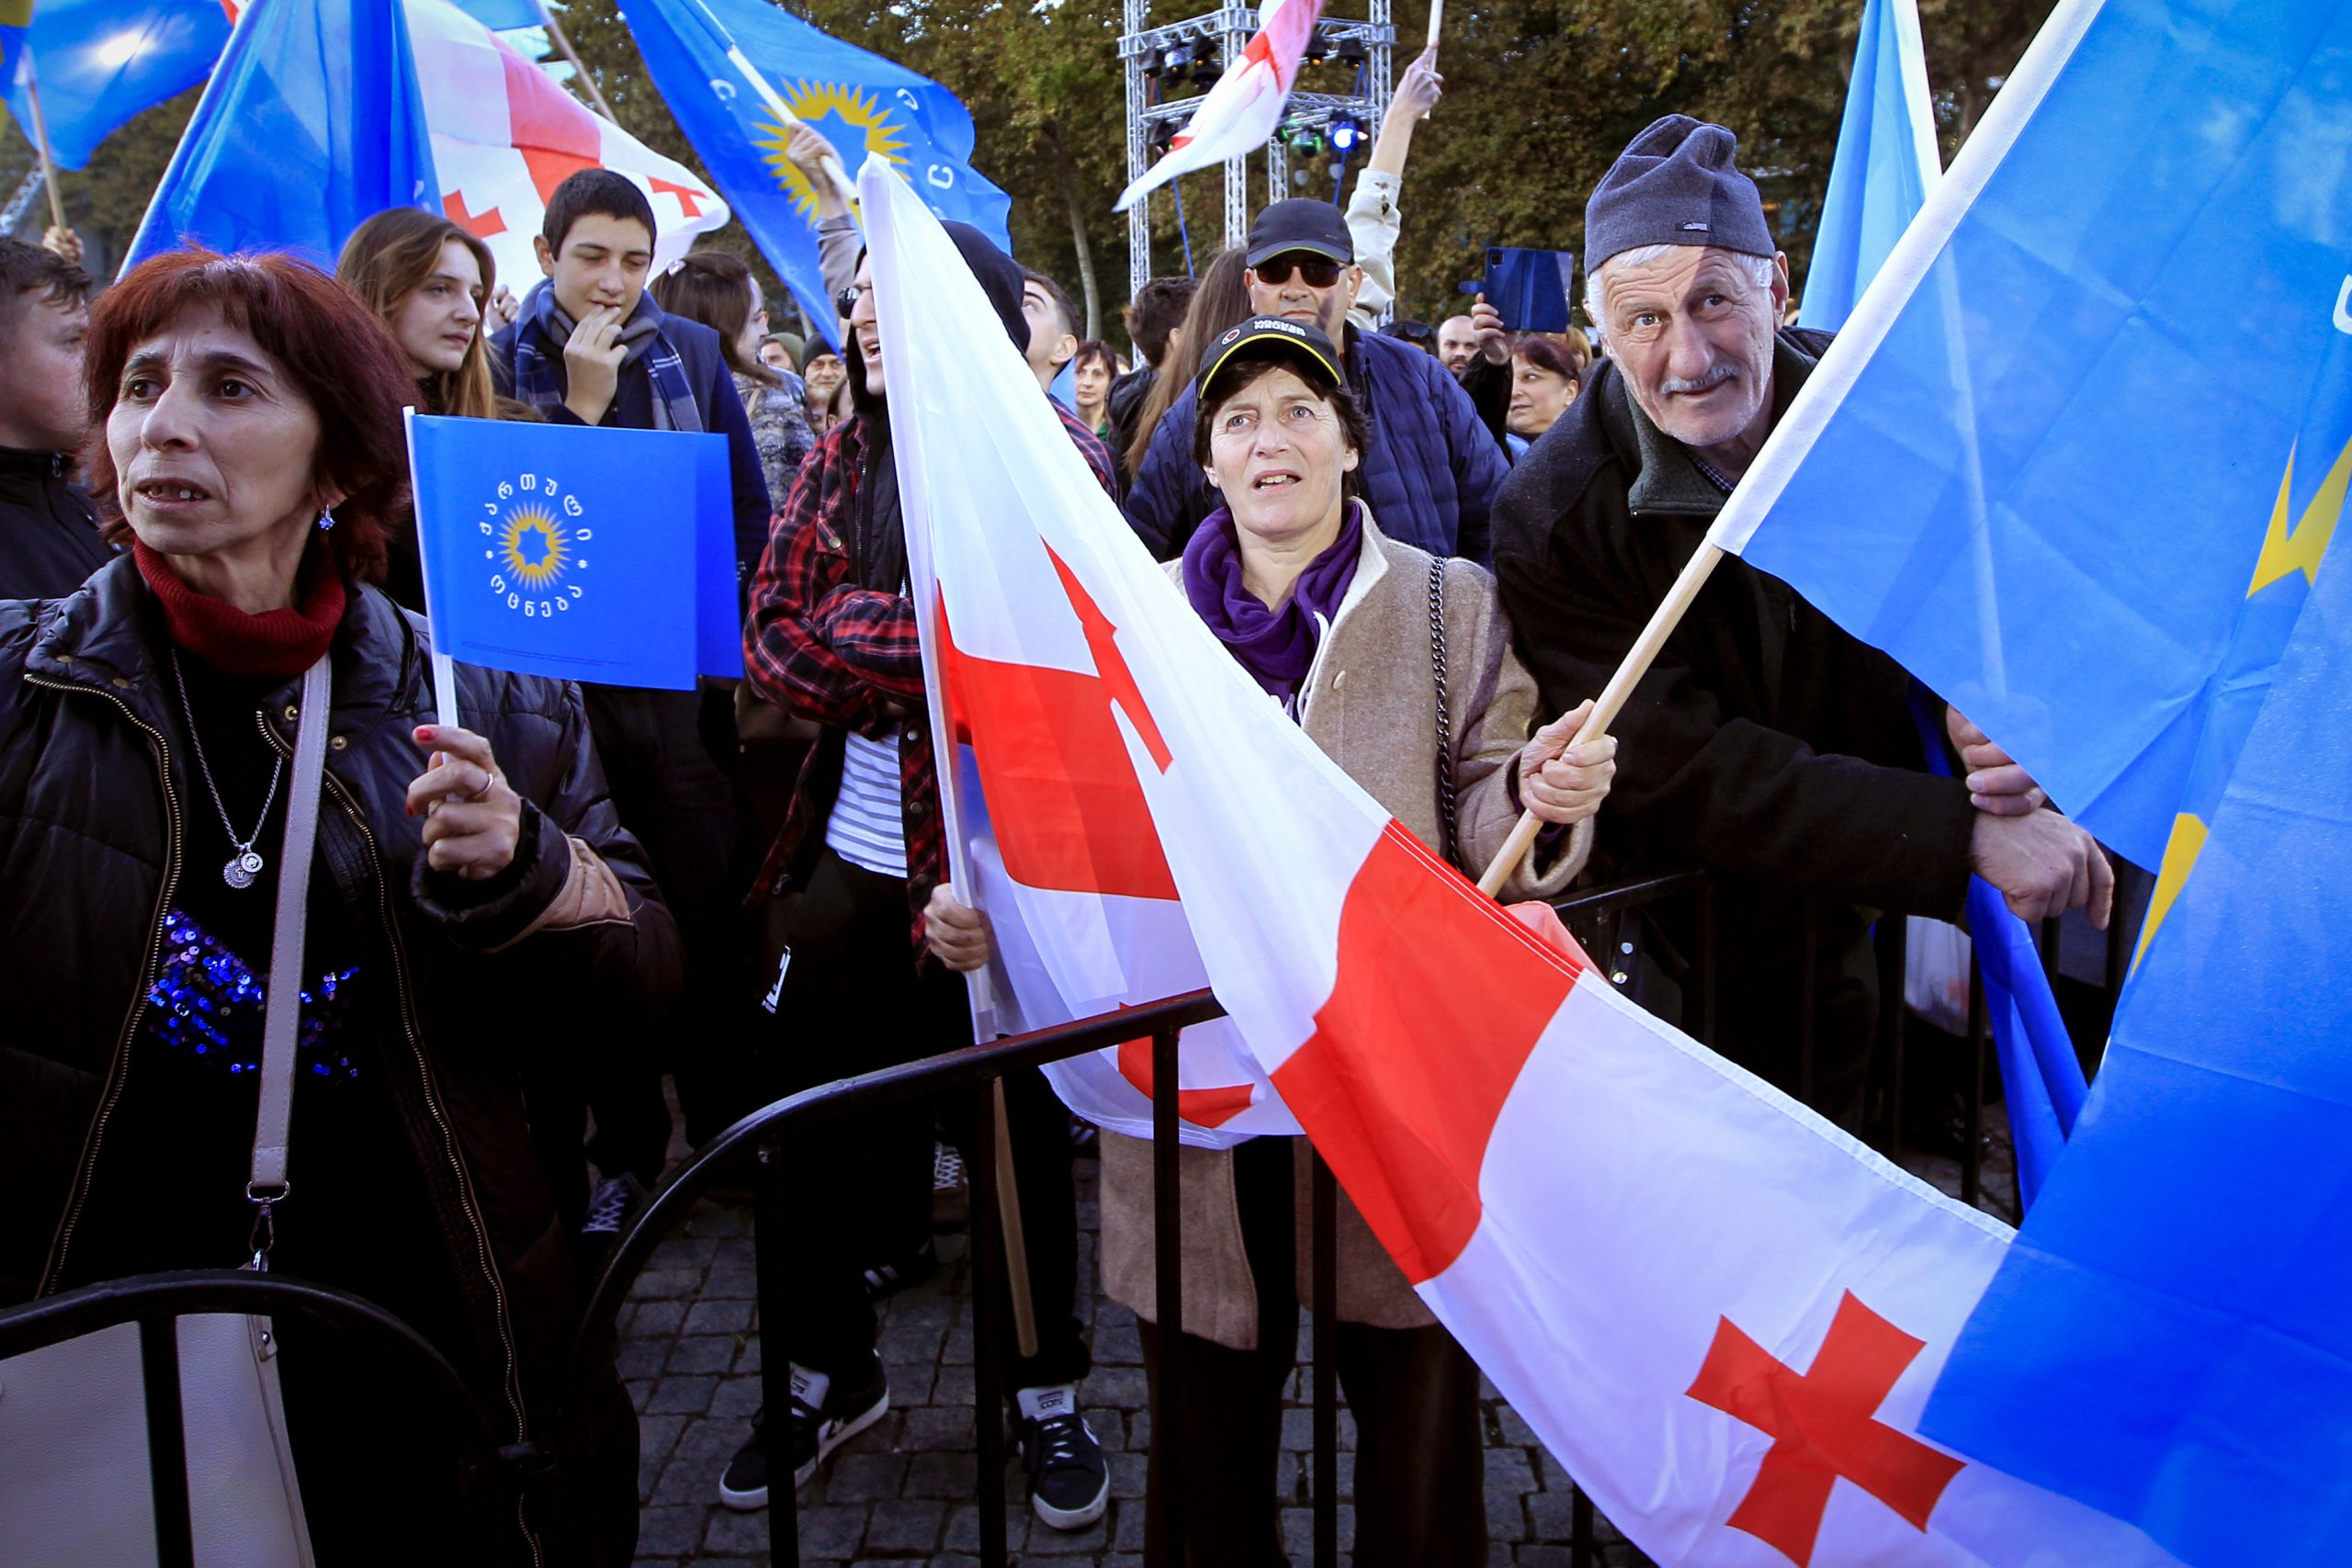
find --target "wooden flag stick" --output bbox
[993,1079,1042,1360]
[1476,541,1729,897]
[1426,0,1444,51]
[21,50,67,236]
[531,0,618,122]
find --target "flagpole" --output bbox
[20,48,68,236]
[402,410,467,731]
[529,0,617,122]
[1476,541,1727,897]
[1425,0,1443,50]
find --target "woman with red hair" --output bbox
[0,250,678,1565]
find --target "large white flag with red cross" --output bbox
[1114,0,1324,212]
[863,160,2181,1566]
[403,0,727,294]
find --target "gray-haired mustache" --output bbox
[1660,364,1736,395]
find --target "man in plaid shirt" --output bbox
[729,229,1119,1529]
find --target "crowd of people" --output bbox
[0,82,2112,1568]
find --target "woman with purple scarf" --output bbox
[926,316,1617,1567]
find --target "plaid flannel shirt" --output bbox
[745,400,1121,952]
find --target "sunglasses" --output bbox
[834,282,872,318]
[1253,254,1346,288]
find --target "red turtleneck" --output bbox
[132,538,346,678]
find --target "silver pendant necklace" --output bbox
[170,649,286,889]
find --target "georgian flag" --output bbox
[403,0,727,289]
[864,158,2187,1568]
[1114,0,1323,212]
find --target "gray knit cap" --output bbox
[1584,115,1775,272]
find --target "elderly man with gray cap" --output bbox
[1491,116,2110,1120]
[1124,197,1509,563]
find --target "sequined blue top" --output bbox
[144,909,364,1082]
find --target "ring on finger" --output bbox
[469,770,494,802]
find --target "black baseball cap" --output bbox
[1195,315,1345,398]
[1244,198,1355,267]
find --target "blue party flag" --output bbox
[616,0,1012,344]
[0,2,29,96]
[3,0,228,170]
[407,413,741,692]
[1700,0,2352,1556]
[1797,0,1939,332]
[122,0,436,273]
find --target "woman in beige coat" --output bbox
[924,317,1615,1567]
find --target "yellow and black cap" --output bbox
[1195,314,1345,400]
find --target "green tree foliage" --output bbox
[14,0,2052,334]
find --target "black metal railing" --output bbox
[0,1270,499,1565]
[0,863,2143,1567]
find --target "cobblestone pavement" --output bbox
[621,1119,2014,1567]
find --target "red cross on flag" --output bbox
[860,160,2186,1566]
[1115,0,1325,212]
[404,0,727,294]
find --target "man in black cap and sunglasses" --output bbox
[1124,197,1508,564]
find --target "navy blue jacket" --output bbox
[492,286,774,583]
[1123,322,1510,564]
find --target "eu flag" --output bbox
[1931,521,2352,1568]
[123,0,436,272]
[3,0,229,171]
[617,0,1012,344]
[408,414,741,691]
[1698,0,2352,1557]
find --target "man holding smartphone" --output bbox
[1123,198,1508,563]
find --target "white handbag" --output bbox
[0,655,332,1567]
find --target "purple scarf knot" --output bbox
[1182,502,1364,707]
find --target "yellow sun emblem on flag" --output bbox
[499,503,570,590]
[753,83,910,221]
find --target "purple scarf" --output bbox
[1182,502,1364,708]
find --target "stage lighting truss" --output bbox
[1121,0,1395,294]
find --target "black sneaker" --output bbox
[717,1358,889,1510]
[931,1141,969,1230]
[1016,1383,1109,1530]
[861,1237,937,1301]
[578,1172,646,1262]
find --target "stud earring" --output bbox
[317,506,337,532]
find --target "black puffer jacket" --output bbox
[0,556,682,1565]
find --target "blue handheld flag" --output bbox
[4,0,229,171]
[617,0,1012,344]
[408,413,741,693]
[122,0,436,273]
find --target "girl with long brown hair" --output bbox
[334,207,501,422]
[651,249,816,503]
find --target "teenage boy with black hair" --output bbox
[0,236,107,598]
[492,169,774,1246]
[1020,267,1080,396]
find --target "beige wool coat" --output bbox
[1099,509,1592,1349]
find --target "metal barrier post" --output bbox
[1880,918,1908,1163]
[1151,1022,1185,1565]
[1696,880,1719,1049]
[967,1081,1011,1565]
[138,1315,196,1568]
[752,1135,801,1562]
[1798,899,1819,1104]
[1311,1150,1340,1568]
[1962,970,1986,1209]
